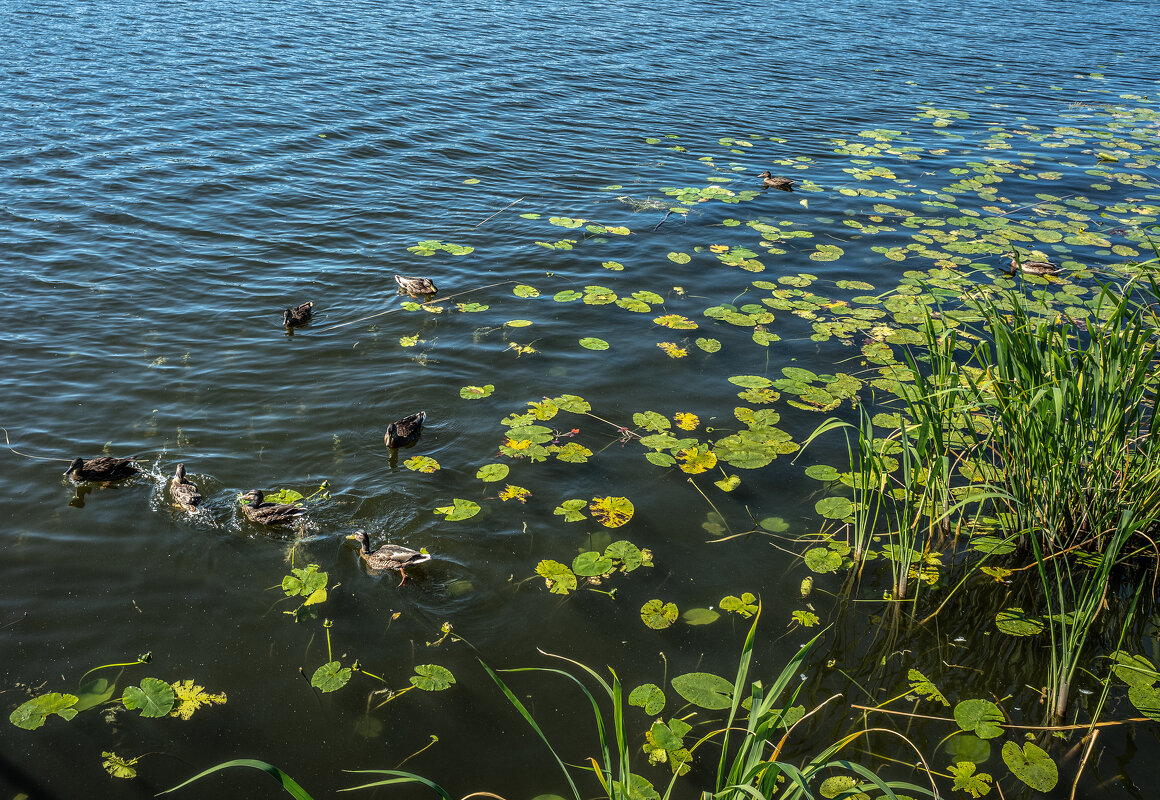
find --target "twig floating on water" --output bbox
[475,196,526,228]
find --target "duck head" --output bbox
[63,458,84,477]
[347,529,372,553]
[242,489,265,505]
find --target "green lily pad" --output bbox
[410,665,456,692]
[1110,651,1160,689]
[9,693,79,730]
[605,540,646,572]
[628,683,666,715]
[667,252,691,264]
[553,498,587,522]
[476,463,510,482]
[995,608,1044,636]
[1128,684,1160,720]
[671,672,733,710]
[433,498,481,521]
[683,607,720,625]
[536,560,577,594]
[954,699,1005,739]
[122,678,176,718]
[641,599,678,629]
[573,551,615,577]
[804,547,843,573]
[590,496,634,528]
[404,456,440,473]
[815,496,854,519]
[311,661,352,693]
[460,384,495,399]
[579,337,609,350]
[1001,741,1057,792]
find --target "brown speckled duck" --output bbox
[394,275,437,295]
[759,170,795,191]
[348,529,431,586]
[170,463,203,514]
[63,456,141,483]
[240,489,306,526]
[283,301,314,328]
[1007,253,1060,276]
[384,411,426,449]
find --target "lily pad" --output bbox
[433,498,481,521]
[410,665,456,692]
[683,607,720,626]
[641,599,678,629]
[815,496,854,519]
[671,672,733,710]
[579,337,610,350]
[9,693,79,730]
[995,608,1044,636]
[311,661,352,693]
[1001,741,1057,792]
[590,496,634,528]
[404,456,440,473]
[628,683,666,715]
[476,463,510,482]
[573,551,615,577]
[536,560,577,594]
[122,678,176,718]
[460,384,495,400]
[954,699,1005,739]
[553,499,587,522]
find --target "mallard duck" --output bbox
[63,456,140,482]
[1007,254,1059,276]
[348,529,431,586]
[384,411,426,449]
[170,463,203,513]
[394,275,437,295]
[283,301,314,327]
[240,489,306,526]
[759,170,795,191]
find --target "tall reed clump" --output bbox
[880,272,1160,719]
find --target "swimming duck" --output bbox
[759,171,795,191]
[394,275,437,295]
[348,529,431,586]
[170,463,203,513]
[240,489,306,526]
[384,411,426,449]
[63,456,141,483]
[1007,254,1059,276]
[283,302,314,328]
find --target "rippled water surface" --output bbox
[3,0,1160,797]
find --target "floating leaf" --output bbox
[791,610,819,627]
[758,517,789,533]
[671,672,733,710]
[75,678,115,712]
[9,693,79,730]
[476,463,510,483]
[948,762,993,799]
[714,475,740,492]
[551,442,592,463]
[553,499,587,522]
[499,484,531,503]
[311,661,352,693]
[122,678,176,718]
[815,496,854,520]
[102,751,141,779]
[728,375,773,389]
[434,498,481,521]
[695,338,721,353]
[1128,684,1160,720]
[657,342,687,358]
[954,699,1004,739]
[602,261,625,271]
[628,683,666,715]
[411,665,456,692]
[674,412,699,430]
[590,496,635,528]
[505,319,533,328]
[606,540,649,572]
[677,447,717,474]
[169,680,227,720]
[683,607,720,626]
[513,284,540,298]
[1110,652,1160,689]
[573,551,615,577]
[1001,741,1058,792]
[404,456,440,473]
[654,314,698,330]
[803,547,843,573]
[720,593,758,617]
[908,669,949,706]
[579,337,609,350]
[995,608,1044,636]
[283,565,328,602]
[536,560,577,594]
[667,252,691,264]
[641,599,678,629]
[633,411,671,432]
[460,384,495,400]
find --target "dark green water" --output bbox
[3,0,1160,797]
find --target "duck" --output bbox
[1007,254,1059,276]
[394,275,437,295]
[283,301,314,328]
[240,489,306,526]
[384,411,426,449]
[759,170,795,191]
[169,463,203,513]
[348,529,431,586]
[63,456,141,483]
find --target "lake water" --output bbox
[3,0,1160,797]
